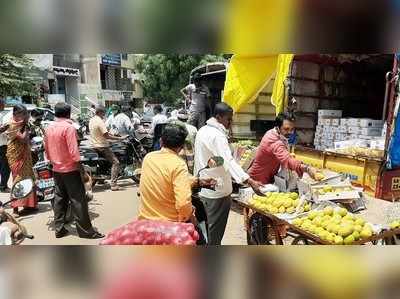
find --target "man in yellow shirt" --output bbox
[139,123,214,223]
[89,106,126,191]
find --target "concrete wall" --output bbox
[79,83,104,107]
[121,54,136,69]
[81,55,101,85]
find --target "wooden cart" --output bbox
[236,200,400,245]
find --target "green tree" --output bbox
[136,54,227,106]
[0,54,41,97]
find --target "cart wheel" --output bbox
[292,237,310,245]
[247,231,256,245]
[248,214,274,245]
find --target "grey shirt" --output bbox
[189,86,210,114]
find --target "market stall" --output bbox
[234,173,400,245]
[224,54,400,201]
[238,200,400,245]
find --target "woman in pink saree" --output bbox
[6,105,37,217]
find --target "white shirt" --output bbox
[194,118,249,198]
[0,111,11,146]
[105,114,115,130]
[184,123,197,144]
[131,111,141,126]
[110,113,134,136]
[150,113,168,134]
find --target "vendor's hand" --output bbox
[247,178,264,196]
[120,135,129,140]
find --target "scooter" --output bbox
[0,179,35,244]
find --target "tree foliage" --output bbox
[136,54,228,106]
[0,54,41,97]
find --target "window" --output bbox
[121,54,128,60]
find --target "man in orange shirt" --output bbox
[139,123,214,223]
[45,103,104,239]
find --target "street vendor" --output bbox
[248,112,318,184]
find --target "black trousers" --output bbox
[200,196,232,245]
[0,145,10,190]
[53,171,95,237]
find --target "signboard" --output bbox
[53,66,80,77]
[101,54,121,66]
[392,177,400,191]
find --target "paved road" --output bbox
[0,181,247,245]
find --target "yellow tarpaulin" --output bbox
[223,55,279,112]
[223,54,294,114]
[223,0,295,53]
[271,54,294,115]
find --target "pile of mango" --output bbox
[315,185,354,196]
[390,220,400,230]
[292,207,374,245]
[237,140,257,148]
[249,192,310,215]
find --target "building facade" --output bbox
[29,54,144,115]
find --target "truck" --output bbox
[192,54,400,201]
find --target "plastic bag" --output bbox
[100,220,199,246]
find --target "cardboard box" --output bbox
[360,127,383,136]
[340,118,349,126]
[348,126,361,134]
[323,132,335,140]
[321,118,332,126]
[359,119,384,128]
[331,118,340,126]
[350,134,359,139]
[335,133,347,141]
[347,118,361,127]
[334,139,369,149]
[316,126,324,134]
[318,110,343,118]
[370,139,386,150]
[311,184,361,203]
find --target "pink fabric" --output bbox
[100,260,199,299]
[248,129,304,184]
[44,118,81,173]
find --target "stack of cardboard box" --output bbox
[314,110,343,150]
[314,110,386,151]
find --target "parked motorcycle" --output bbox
[0,179,35,244]
[31,136,56,202]
[135,123,153,153]
[80,135,146,186]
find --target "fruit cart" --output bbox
[236,200,400,245]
